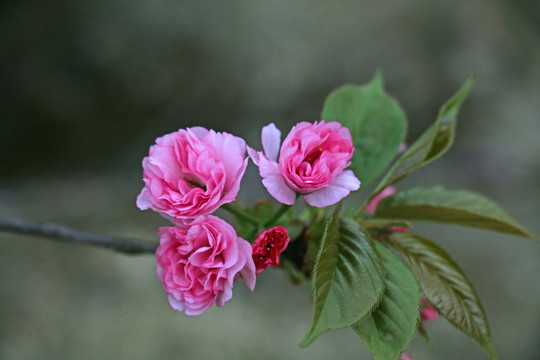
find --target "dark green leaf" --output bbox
[321,71,407,186]
[358,219,412,231]
[373,76,475,195]
[389,232,498,360]
[300,212,385,347]
[376,186,534,238]
[354,243,420,360]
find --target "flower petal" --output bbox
[136,189,151,210]
[261,123,281,162]
[247,146,261,166]
[303,170,360,207]
[257,156,294,205]
[263,176,297,205]
[238,239,256,290]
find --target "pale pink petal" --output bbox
[238,239,256,290]
[167,294,186,312]
[263,176,297,205]
[261,123,281,162]
[185,303,212,316]
[188,126,210,139]
[258,154,296,204]
[136,189,151,210]
[247,146,261,166]
[216,286,233,307]
[258,154,281,178]
[303,170,360,207]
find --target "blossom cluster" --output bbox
[137,121,360,315]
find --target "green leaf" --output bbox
[300,212,385,347]
[321,71,407,186]
[354,243,421,360]
[376,186,534,238]
[373,76,475,195]
[358,219,412,231]
[389,232,498,360]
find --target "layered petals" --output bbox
[156,216,256,316]
[137,127,248,222]
[249,121,360,207]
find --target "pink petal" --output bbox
[263,176,296,205]
[261,123,281,162]
[258,154,281,179]
[187,126,209,139]
[303,170,360,207]
[258,156,296,205]
[136,189,151,210]
[247,146,261,166]
[238,239,256,290]
[167,294,186,312]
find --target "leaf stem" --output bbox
[264,203,291,227]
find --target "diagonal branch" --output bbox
[0,216,157,255]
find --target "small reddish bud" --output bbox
[420,298,439,322]
[252,226,290,275]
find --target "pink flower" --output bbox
[137,127,248,222]
[421,298,439,322]
[156,216,256,316]
[252,226,290,274]
[365,186,397,215]
[248,122,360,207]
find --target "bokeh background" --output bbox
[1,0,539,359]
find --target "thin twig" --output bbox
[0,216,157,255]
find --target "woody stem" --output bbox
[0,216,157,254]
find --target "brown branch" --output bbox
[0,216,157,255]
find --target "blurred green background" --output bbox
[1,0,539,359]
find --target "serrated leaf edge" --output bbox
[354,244,421,360]
[389,233,499,360]
[300,213,385,347]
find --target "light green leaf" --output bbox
[321,71,407,186]
[354,243,421,360]
[300,212,385,347]
[376,186,534,238]
[372,76,475,195]
[389,232,498,360]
